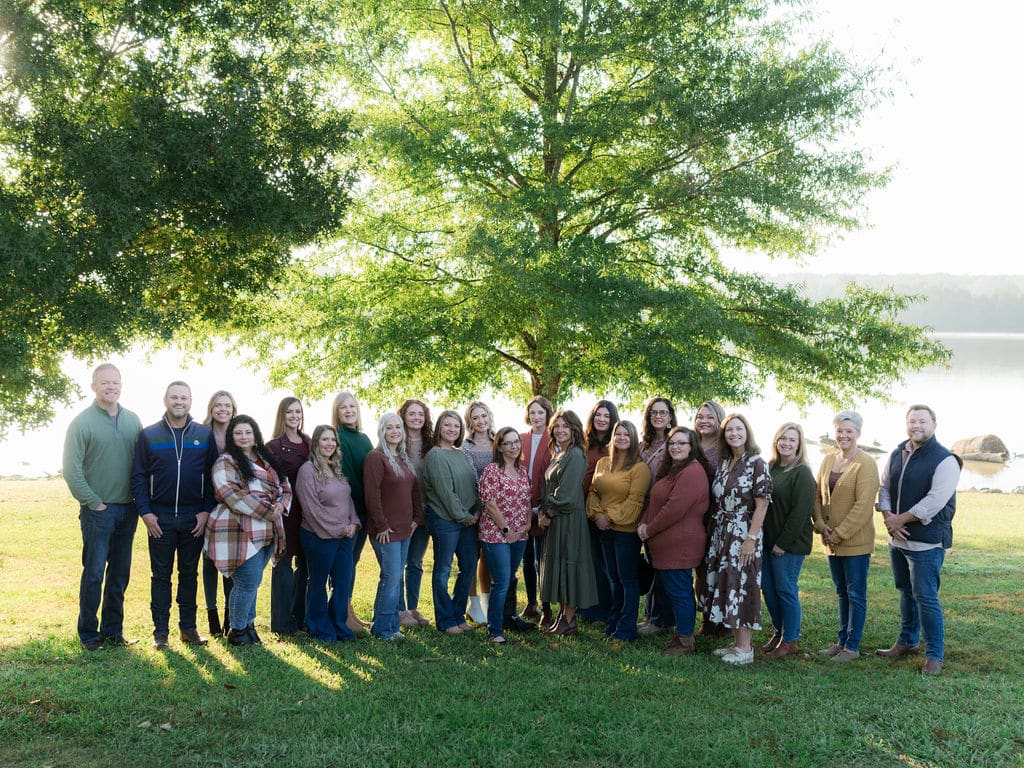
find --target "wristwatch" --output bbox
[502,526,510,534]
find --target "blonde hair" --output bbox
[331,391,363,431]
[770,422,809,469]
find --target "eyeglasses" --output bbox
[501,439,521,448]
[650,409,670,417]
[668,440,691,448]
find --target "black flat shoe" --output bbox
[505,615,537,633]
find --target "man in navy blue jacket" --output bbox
[875,404,961,676]
[132,381,220,649]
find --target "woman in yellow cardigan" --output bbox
[814,411,880,662]
[587,421,652,641]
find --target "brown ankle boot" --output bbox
[664,634,695,656]
[769,640,799,658]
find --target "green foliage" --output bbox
[247,0,946,409]
[0,0,352,434]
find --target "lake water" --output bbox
[3,333,1021,492]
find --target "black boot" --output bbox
[208,608,223,638]
[247,624,262,644]
[503,576,536,632]
[227,627,252,646]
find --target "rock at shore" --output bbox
[952,435,1009,463]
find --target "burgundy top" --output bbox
[363,449,424,540]
[583,442,610,497]
[521,430,551,537]
[478,463,531,544]
[640,461,710,570]
[267,434,310,557]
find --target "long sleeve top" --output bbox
[62,402,142,509]
[364,449,424,539]
[542,445,587,518]
[640,461,710,569]
[813,450,879,557]
[586,458,652,531]
[131,416,219,518]
[267,435,311,557]
[205,453,291,577]
[336,426,372,521]
[294,462,360,540]
[764,462,815,555]
[421,447,481,524]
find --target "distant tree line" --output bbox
[781,275,1024,333]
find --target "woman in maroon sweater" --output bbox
[365,413,424,640]
[266,397,311,635]
[638,426,712,655]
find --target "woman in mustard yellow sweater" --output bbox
[587,421,652,641]
[814,411,880,662]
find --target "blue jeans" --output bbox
[301,529,355,642]
[427,507,478,631]
[482,540,527,637]
[761,551,805,642]
[370,537,411,638]
[147,510,204,635]
[202,553,233,615]
[78,503,138,643]
[659,568,696,636]
[580,520,612,622]
[601,529,641,640]
[270,552,307,634]
[399,524,430,612]
[889,545,945,661]
[227,542,273,632]
[827,554,870,651]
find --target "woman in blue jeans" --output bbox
[421,410,481,634]
[365,413,424,640]
[813,411,880,662]
[206,415,290,646]
[294,425,362,642]
[761,423,815,658]
[477,427,533,643]
[397,399,433,628]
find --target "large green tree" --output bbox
[0,0,350,434]
[247,0,946,410]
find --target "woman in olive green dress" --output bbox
[538,410,597,636]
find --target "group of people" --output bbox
[63,364,958,674]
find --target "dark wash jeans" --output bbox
[147,509,204,635]
[78,502,138,643]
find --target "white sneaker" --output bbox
[722,647,754,665]
[638,622,668,637]
[713,645,738,657]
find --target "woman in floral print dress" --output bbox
[701,413,773,665]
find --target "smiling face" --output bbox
[337,397,359,427]
[694,405,720,438]
[211,395,234,426]
[648,400,672,434]
[498,429,522,461]
[724,417,747,454]
[667,431,692,461]
[90,367,122,410]
[834,420,860,452]
[776,428,800,463]
[317,429,338,459]
[592,406,611,435]
[612,424,631,452]
[284,401,303,432]
[906,409,937,447]
[383,416,404,449]
[163,384,192,426]
[438,415,462,447]
[403,404,425,432]
[232,422,256,454]
[469,406,490,436]
[552,417,572,448]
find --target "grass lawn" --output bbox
[2,479,1023,767]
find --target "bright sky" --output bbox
[729,0,1024,276]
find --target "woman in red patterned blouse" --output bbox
[477,427,532,643]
